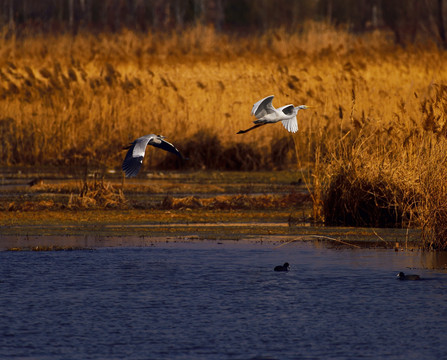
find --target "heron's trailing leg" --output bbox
[237,123,267,134]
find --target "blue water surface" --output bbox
[0,240,446,360]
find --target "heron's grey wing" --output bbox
[122,136,151,178]
[149,138,185,159]
[281,116,298,133]
[251,95,275,118]
[122,143,144,178]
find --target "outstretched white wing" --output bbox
[251,95,275,118]
[281,117,298,133]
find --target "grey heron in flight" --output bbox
[122,134,186,178]
[237,95,310,134]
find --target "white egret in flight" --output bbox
[237,95,310,134]
[122,134,186,178]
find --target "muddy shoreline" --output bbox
[0,170,421,251]
[0,211,421,251]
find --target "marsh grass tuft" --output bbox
[67,179,128,210]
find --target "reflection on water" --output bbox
[420,250,447,270]
[0,241,446,360]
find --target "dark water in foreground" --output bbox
[1,241,446,360]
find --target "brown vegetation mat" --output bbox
[2,182,310,212]
[160,192,310,210]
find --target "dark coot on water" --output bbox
[274,262,290,272]
[397,272,421,280]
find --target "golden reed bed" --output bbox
[1,23,447,249]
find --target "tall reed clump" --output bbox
[417,144,447,250]
[315,82,447,250]
[415,84,447,250]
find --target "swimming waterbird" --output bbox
[274,262,290,272]
[397,272,421,280]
